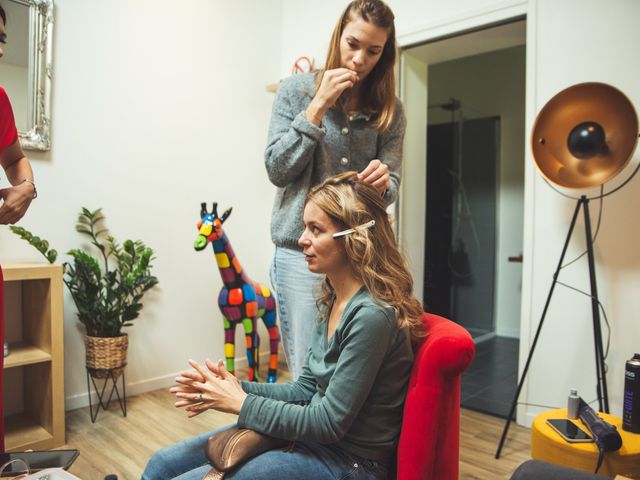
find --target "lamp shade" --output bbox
[531,82,638,188]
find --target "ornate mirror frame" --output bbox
[14,0,53,151]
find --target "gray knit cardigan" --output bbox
[265,72,406,250]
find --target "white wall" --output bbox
[0,0,283,410]
[427,46,526,338]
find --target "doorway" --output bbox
[403,21,526,418]
[425,115,500,338]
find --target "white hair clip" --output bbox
[333,220,376,238]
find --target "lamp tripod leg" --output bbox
[582,196,609,413]
[495,199,582,459]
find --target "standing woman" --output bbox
[143,172,424,480]
[0,2,36,453]
[265,0,405,378]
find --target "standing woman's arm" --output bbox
[377,100,406,205]
[357,101,406,204]
[0,89,35,225]
[264,76,327,187]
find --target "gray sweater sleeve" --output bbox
[240,362,317,403]
[380,101,406,205]
[264,77,325,188]
[237,306,395,443]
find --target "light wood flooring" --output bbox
[61,372,531,479]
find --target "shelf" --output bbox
[4,413,54,451]
[1,262,63,281]
[4,342,52,369]
[1,262,65,451]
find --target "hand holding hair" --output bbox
[358,159,389,193]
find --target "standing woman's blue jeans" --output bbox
[270,247,322,379]
[141,425,389,480]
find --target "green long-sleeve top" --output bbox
[238,287,414,460]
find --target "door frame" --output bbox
[397,0,538,426]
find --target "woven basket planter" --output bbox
[85,334,128,379]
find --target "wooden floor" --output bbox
[62,373,531,479]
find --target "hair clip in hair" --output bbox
[333,220,376,239]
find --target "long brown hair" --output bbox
[316,0,398,132]
[306,172,425,340]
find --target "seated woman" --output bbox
[142,171,425,480]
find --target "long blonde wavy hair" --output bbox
[315,0,398,132]
[306,172,426,340]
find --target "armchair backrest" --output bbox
[396,313,475,480]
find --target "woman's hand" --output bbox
[0,181,34,225]
[170,358,247,417]
[0,141,35,225]
[358,159,389,194]
[306,68,358,126]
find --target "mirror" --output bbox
[0,0,53,151]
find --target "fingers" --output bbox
[169,385,198,394]
[173,390,208,406]
[316,68,358,107]
[177,369,205,383]
[369,171,390,192]
[0,205,12,225]
[358,160,390,193]
[186,408,206,418]
[358,164,375,180]
[188,359,212,382]
[207,357,235,381]
[205,358,226,378]
[358,159,384,180]
[325,68,359,85]
[0,186,30,225]
[176,398,208,417]
[0,190,15,225]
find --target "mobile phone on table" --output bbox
[546,418,594,443]
[0,450,79,476]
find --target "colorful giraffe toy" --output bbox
[194,202,279,382]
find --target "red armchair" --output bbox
[396,313,475,480]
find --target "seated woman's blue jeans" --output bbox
[141,424,389,480]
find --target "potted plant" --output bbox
[11,208,158,378]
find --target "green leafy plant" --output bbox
[10,226,58,264]
[10,208,158,337]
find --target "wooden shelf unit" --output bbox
[2,262,64,451]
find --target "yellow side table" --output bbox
[531,408,640,478]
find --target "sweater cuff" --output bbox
[237,393,257,428]
[241,380,258,394]
[291,111,325,141]
[383,183,397,205]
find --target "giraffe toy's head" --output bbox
[194,202,232,251]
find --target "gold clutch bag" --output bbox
[202,427,289,480]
